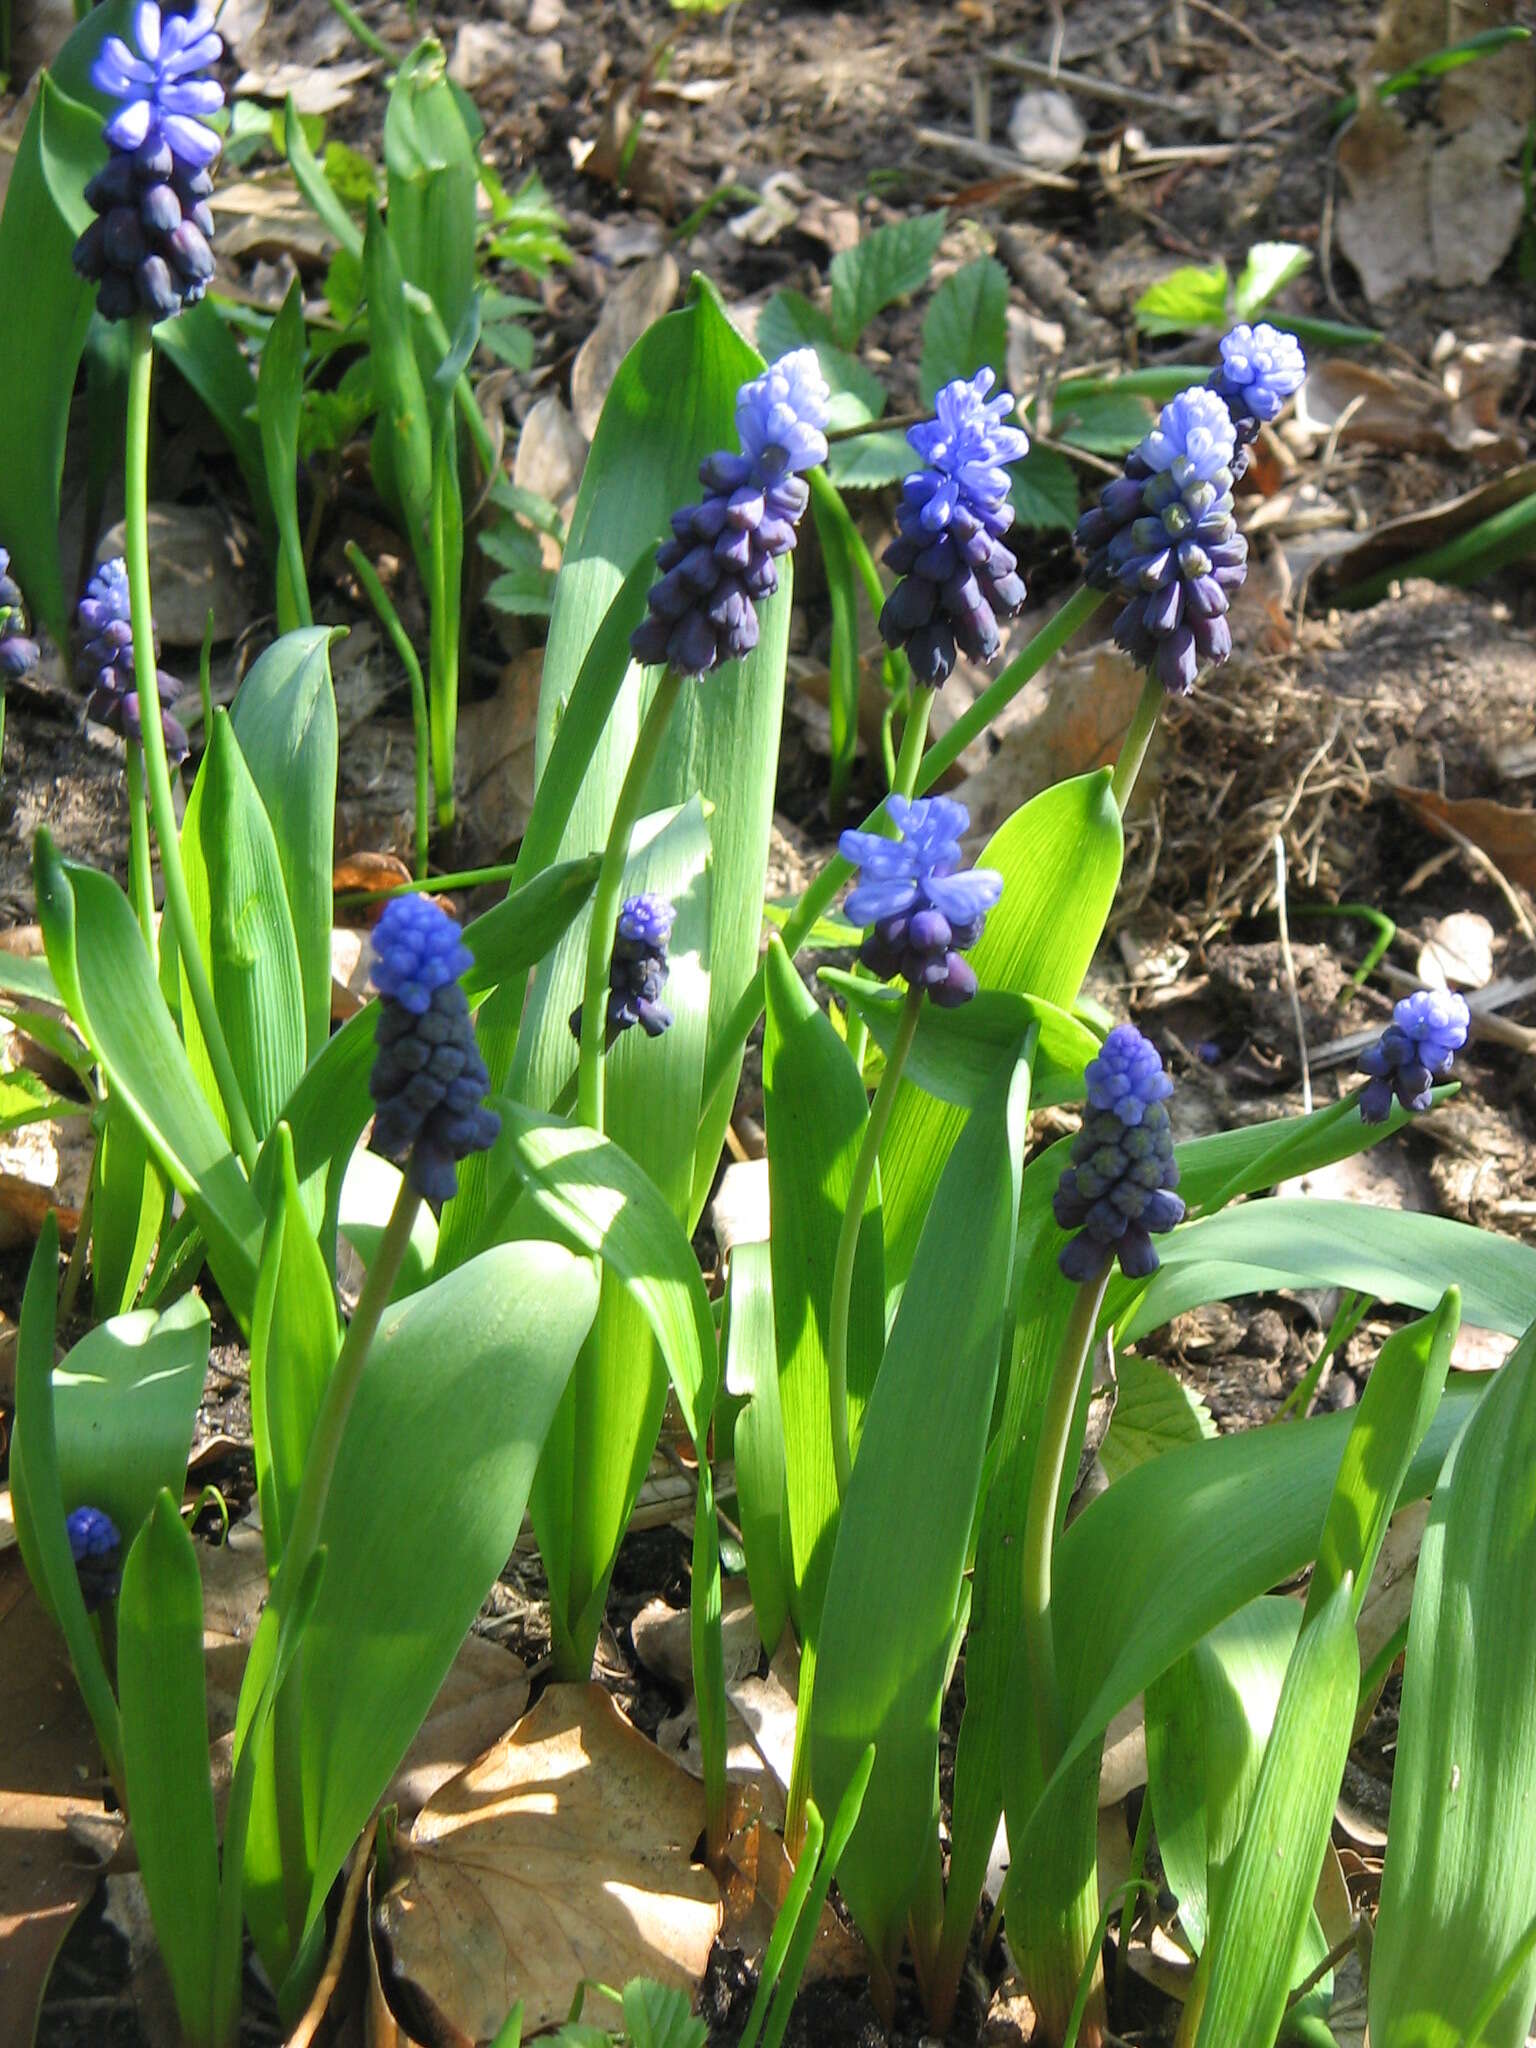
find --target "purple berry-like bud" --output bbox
[1357,988,1470,1123]
[368,899,499,1203]
[1209,322,1307,442]
[570,892,678,1046]
[74,556,188,761]
[878,369,1030,692]
[1053,1024,1184,1281]
[631,353,831,678]
[837,794,1002,1007]
[66,1505,122,1610]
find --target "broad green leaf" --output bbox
[1135,260,1230,336]
[0,77,100,639]
[824,429,915,492]
[250,1126,340,1574]
[821,969,1097,1111]
[338,1149,440,1299]
[878,771,1123,1285]
[1171,1088,1452,1215]
[757,288,887,428]
[1112,1201,1536,1344]
[256,280,313,631]
[1098,1353,1215,1483]
[1009,445,1079,532]
[1195,1581,1358,2048]
[154,298,272,533]
[1234,242,1312,321]
[384,39,479,361]
[762,937,884,1639]
[1145,1595,1301,1954]
[1370,1321,1536,2048]
[9,1216,123,1781]
[518,800,710,1667]
[920,257,1008,403]
[180,709,307,1142]
[364,203,433,563]
[118,1492,220,2041]
[1304,1289,1458,1628]
[229,627,340,1066]
[830,210,947,347]
[243,1242,599,1976]
[1049,388,1153,457]
[812,1050,1030,1979]
[50,1295,209,1551]
[622,1979,707,2048]
[90,1092,167,1315]
[515,280,789,1215]
[723,1239,792,1655]
[34,838,263,1320]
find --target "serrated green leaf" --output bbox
[1234,241,1312,321]
[622,1978,707,2048]
[1049,388,1153,457]
[1098,1353,1216,1483]
[1010,445,1079,531]
[825,429,914,491]
[758,289,886,428]
[1135,260,1230,337]
[830,210,947,347]
[920,256,1008,403]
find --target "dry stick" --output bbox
[987,46,1197,116]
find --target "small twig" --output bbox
[1285,1922,1362,2010]
[1274,833,1313,1113]
[913,126,1079,190]
[1396,803,1536,963]
[987,48,1196,117]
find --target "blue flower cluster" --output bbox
[0,550,39,684]
[1076,386,1247,695]
[67,1504,122,1610]
[1209,321,1307,465]
[76,557,190,763]
[368,898,500,1204]
[1357,988,1470,1123]
[72,3,223,323]
[838,795,1002,1007]
[631,350,830,677]
[1053,1024,1184,1281]
[571,893,676,1045]
[880,370,1029,689]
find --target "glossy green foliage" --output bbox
[364,202,433,562]
[179,711,307,1142]
[761,938,883,1640]
[383,40,479,361]
[1371,1321,1536,2048]
[91,1091,166,1315]
[118,1493,221,2042]
[812,1050,1031,1981]
[255,282,313,631]
[723,1240,792,1653]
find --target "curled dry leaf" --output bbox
[373,1684,722,2043]
[1329,463,1536,593]
[570,256,681,441]
[1389,784,1536,892]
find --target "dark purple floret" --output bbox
[838,795,1002,1008]
[570,892,676,1045]
[74,556,189,762]
[1074,386,1248,696]
[0,549,40,684]
[368,898,500,1204]
[879,369,1029,690]
[630,351,830,678]
[1053,1024,1184,1281]
[66,1504,122,1610]
[72,4,223,325]
[1357,988,1469,1124]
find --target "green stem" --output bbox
[828,980,923,1498]
[126,320,259,1170]
[697,584,1111,1146]
[345,543,430,879]
[1110,669,1162,814]
[891,685,932,800]
[270,1180,423,1626]
[576,668,682,1133]
[1021,1272,1111,1776]
[324,0,393,59]
[124,744,156,955]
[428,467,458,832]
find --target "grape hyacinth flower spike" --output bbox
[570,892,676,1045]
[1357,988,1470,1124]
[67,1505,122,1611]
[1075,386,1248,696]
[1053,1024,1185,1281]
[630,349,830,677]
[72,3,223,323]
[0,550,40,683]
[75,557,190,762]
[368,897,501,1204]
[1209,321,1307,473]
[879,369,1030,689]
[838,795,1002,1007]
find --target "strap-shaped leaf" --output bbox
[723,1241,792,1655]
